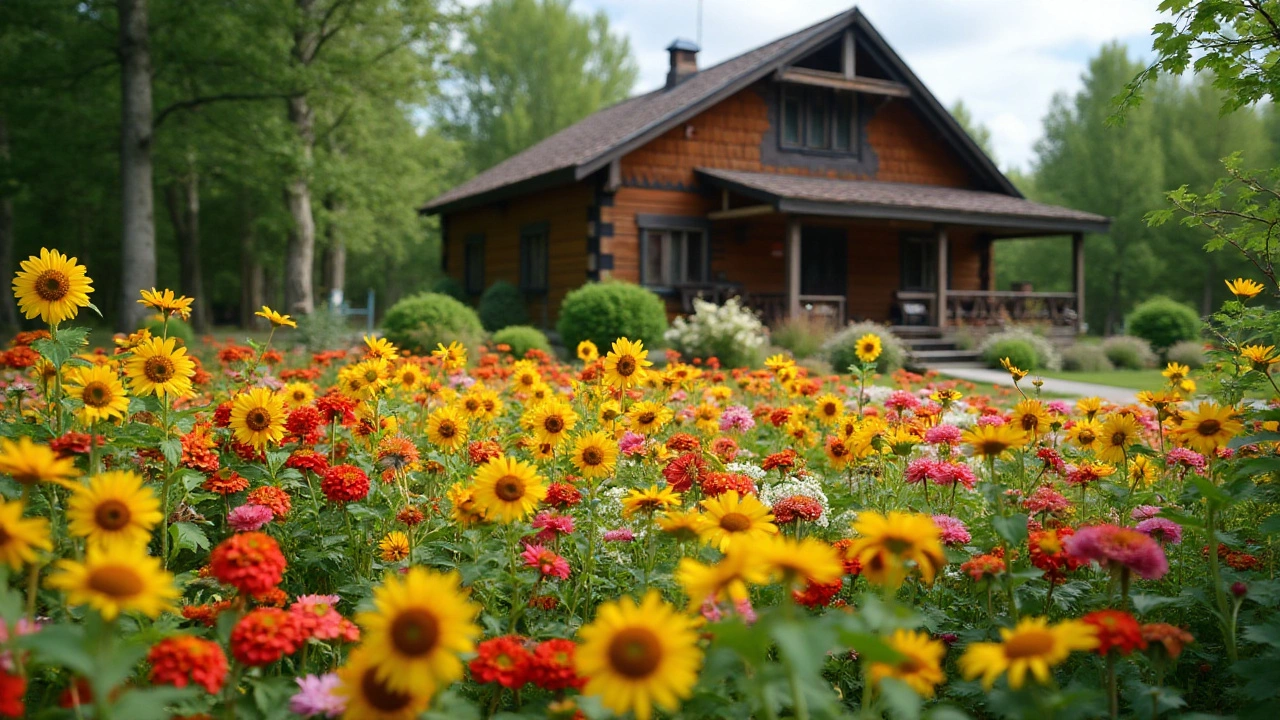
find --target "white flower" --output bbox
[725,462,767,481]
[760,475,831,528]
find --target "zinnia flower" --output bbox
[230,608,303,666]
[228,504,273,532]
[931,515,971,546]
[469,636,532,688]
[290,673,346,718]
[521,544,571,580]
[147,635,228,694]
[209,532,288,595]
[1064,524,1168,580]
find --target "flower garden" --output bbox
[0,247,1277,720]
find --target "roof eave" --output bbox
[775,198,1112,235]
[419,166,579,216]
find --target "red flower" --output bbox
[0,671,24,718]
[285,406,324,444]
[468,440,503,466]
[285,448,329,475]
[229,608,303,666]
[212,401,234,428]
[397,506,425,526]
[1083,610,1146,656]
[700,471,756,498]
[662,452,708,492]
[665,433,701,452]
[710,436,739,462]
[528,638,585,691]
[761,449,799,472]
[960,553,1006,581]
[321,465,369,504]
[768,408,792,428]
[209,532,287,595]
[2,346,39,369]
[772,495,824,524]
[181,600,232,627]
[49,432,106,458]
[545,482,582,509]
[792,578,843,608]
[180,422,220,474]
[203,468,248,495]
[147,635,229,694]
[315,391,357,425]
[1029,528,1084,584]
[831,539,864,576]
[230,441,264,463]
[469,636,532,688]
[246,486,291,519]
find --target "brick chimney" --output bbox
[665,39,700,89]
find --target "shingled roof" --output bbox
[421,6,1018,215]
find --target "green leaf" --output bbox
[991,513,1029,547]
[169,522,210,559]
[879,677,923,720]
[835,630,903,665]
[110,686,201,720]
[159,438,183,468]
[1131,593,1184,615]
[18,623,94,676]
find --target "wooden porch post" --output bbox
[935,226,948,327]
[1072,232,1085,333]
[786,216,801,320]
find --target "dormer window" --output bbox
[781,86,857,154]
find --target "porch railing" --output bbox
[675,285,845,327]
[946,291,1078,327]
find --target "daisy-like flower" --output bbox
[854,333,882,364]
[602,337,652,390]
[521,543,571,580]
[124,336,196,398]
[379,531,411,562]
[471,455,547,523]
[960,616,1098,689]
[620,485,682,518]
[138,288,193,320]
[47,545,179,620]
[64,364,129,424]
[229,388,288,450]
[0,437,78,486]
[569,431,619,479]
[255,305,296,328]
[1176,402,1243,454]
[426,406,470,454]
[1000,357,1029,382]
[868,629,946,697]
[12,247,94,325]
[576,339,599,363]
[696,490,778,551]
[846,511,946,588]
[1240,344,1278,370]
[1225,277,1264,300]
[65,470,163,550]
[0,499,51,569]
[432,341,468,371]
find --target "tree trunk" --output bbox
[283,0,319,317]
[164,159,210,332]
[0,113,19,330]
[117,0,157,331]
[322,195,346,307]
[239,197,265,329]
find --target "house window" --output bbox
[464,234,485,295]
[640,226,708,287]
[900,234,938,291]
[520,223,549,294]
[780,86,858,154]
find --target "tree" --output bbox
[950,100,996,163]
[442,0,637,172]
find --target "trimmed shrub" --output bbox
[293,306,356,352]
[1061,343,1114,372]
[770,315,831,360]
[1126,296,1201,353]
[477,281,528,332]
[491,325,552,358]
[665,297,768,368]
[557,281,668,351]
[1101,335,1157,370]
[821,322,907,374]
[431,276,468,303]
[977,328,1062,371]
[142,314,194,348]
[1166,340,1207,369]
[381,292,484,354]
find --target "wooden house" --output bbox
[420,6,1109,339]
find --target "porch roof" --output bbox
[696,168,1111,235]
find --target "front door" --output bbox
[800,226,848,297]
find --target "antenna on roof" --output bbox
[697,0,703,48]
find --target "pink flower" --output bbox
[1023,486,1071,515]
[1136,518,1183,545]
[924,424,962,445]
[618,432,646,456]
[1131,505,1162,521]
[932,514,971,546]
[933,461,977,489]
[228,504,273,532]
[290,673,345,718]
[0,618,39,672]
[977,414,1007,426]
[904,458,937,485]
[603,528,635,543]
[289,594,348,641]
[671,390,688,402]
[1047,400,1071,415]
[719,405,755,433]
[1036,447,1067,475]
[1064,524,1169,580]
[521,543,571,580]
[530,511,575,542]
[1166,447,1206,472]
[886,391,920,413]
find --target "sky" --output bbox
[571,0,1166,172]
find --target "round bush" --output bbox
[821,321,907,374]
[477,281,529,332]
[981,338,1040,371]
[556,281,668,351]
[1125,296,1201,353]
[1061,343,1114,372]
[1166,340,1207,369]
[1101,335,1156,370]
[976,328,1062,371]
[770,315,830,360]
[491,325,552,358]
[381,292,483,355]
[142,314,194,347]
[431,276,468,303]
[665,297,768,368]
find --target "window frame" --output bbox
[519,222,550,295]
[779,84,859,157]
[636,214,711,292]
[463,233,485,296]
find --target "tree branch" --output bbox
[153,92,292,130]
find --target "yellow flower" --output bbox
[66,471,162,550]
[602,337,652,390]
[1241,344,1278,370]
[432,341,467,371]
[930,388,963,406]
[123,336,196,398]
[869,629,947,698]
[1129,454,1157,487]
[471,455,547,523]
[281,381,316,409]
[447,482,486,526]
[47,545,179,620]
[364,335,400,361]
[0,499,51,570]
[334,647,432,720]
[1011,399,1051,436]
[813,394,845,424]
[753,535,843,589]
[575,591,703,720]
[847,511,945,588]
[1162,362,1190,384]
[0,437,77,486]
[1177,402,1243,454]
[355,567,481,694]
[64,364,129,424]
[626,401,673,436]
[1097,413,1143,463]
[137,288,193,320]
[1136,390,1181,411]
[393,363,427,392]
[675,546,768,609]
[959,617,1098,690]
[962,424,1027,459]
[1066,418,1102,451]
[379,531,411,562]
[12,247,94,325]
[523,399,579,447]
[577,339,599,363]
[1225,277,1264,300]
[229,388,288,450]
[255,305,296,328]
[1000,357,1028,382]
[855,333,883,364]
[341,357,392,399]
[1075,396,1103,419]
[426,406,469,454]
[621,485,682,518]
[656,509,702,541]
[696,490,778,551]
[765,354,795,374]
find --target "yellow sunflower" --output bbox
[524,399,579,447]
[432,341,467,372]
[66,471,162,550]
[379,532,411,562]
[1225,277,1264,300]
[426,406,469,453]
[1011,399,1051,436]
[959,616,1098,690]
[675,547,768,609]
[123,336,196,398]
[1097,413,1142,463]
[0,437,77,486]
[575,591,703,720]
[137,288,193,320]
[999,357,1029,382]
[334,647,432,720]
[394,363,427,392]
[765,353,795,374]
[64,364,129,425]
[1066,418,1102,451]
[754,535,843,588]
[1241,344,1278,370]
[471,455,547,523]
[255,305,296,328]
[621,485,682,519]
[1076,396,1103,420]
[656,509,703,541]
[1162,362,1190,385]
[364,335,400,361]
[602,337,652,390]
[281,381,315,409]
[813,394,845,425]
[570,431,619,479]
[356,567,481,693]
[341,357,391,399]
[229,388,288,450]
[855,333,883,364]
[696,490,778,552]
[47,545,179,620]
[13,247,94,325]
[626,401,673,436]
[447,482,486,526]
[0,499,51,569]
[1177,402,1243,454]
[577,339,599,363]
[962,424,1027,459]
[868,629,947,698]
[846,511,945,588]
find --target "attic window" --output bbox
[781,86,857,153]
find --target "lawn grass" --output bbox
[1033,369,1168,392]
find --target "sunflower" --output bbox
[1128,454,1157,487]
[341,358,391,398]
[846,511,945,588]
[471,455,547,523]
[1240,344,1278,370]
[813,394,845,425]
[962,424,1026,459]
[1066,418,1102,451]
[64,364,129,424]
[393,363,427,392]
[575,591,702,720]
[356,567,481,693]
[696,490,778,551]
[510,360,542,392]
[1000,357,1029,382]
[1097,413,1142,463]
[754,535,843,588]
[675,547,768,609]
[524,400,579,447]
[1162,362,1190,385]
[66,471,162,550]
[1011,399,1051,436]
[137,288,193,320]
[1075,396,1103,420]
[602,337,652,390]
[432,341,468,371]
[656,509,702,541]
[335,647,432,720]
[364,335,400,361]
[1225,277,1264,300]
[379,532,411,562]
[426,406,470,454]
[0,437,77,486]
[959,616,1098,690]
[13,247,94,325]
[765,354,795,374]
[281,381,315,409]
[47,545,179,620]
[0,499,51,569]
[229,388,288,450]
[255,305,296,328]
[570,431,619,479]
[123,336,196,398]
[1177,402,1243,454]
[868,629,947,698]
[621,485,682,519]
[626,401,673,436]
[577,339,599,363]
[854,333,882,364]
[447,482,486,525]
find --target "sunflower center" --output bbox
[1197,420,1221,436]
[363,369,379,383]
[615,356,637,377]
[1021,415,1037,431]
[94,499,133,531]
[495,475,526,502]
[83,381,112,408]
[389,608,440,656]
[245,408,272,431]
[144,356,175,383]
[1078,430,1095,444]
[823,403,838,416]
[34,269,71,301]
[86,565,144,598]
[465,398,480,412]
[719,512,751,532]
[292,391,308,402]
[0,526,10,545]
[581,446,604,465]
[543,416,565,434]
[437,421,457,439]
[884,537,914,554]
[1003,630,1055,659]
[638,412,655,425]
[1111,432,1128,446]
[607,627,663,678]
[360,667,414,712]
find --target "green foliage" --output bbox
[142,316,195,348]
[491,325,552,358]
[381,292,483,354]
[292,306,356,352]
[1167,339,1207,369]
[1061,342,1115,372]
[981,337,1039,371]
[977,328,1062,371]
[950,99,996,162]
[432,276,469,303]
[1126,296,1201,352]
[769,315,831,360]
[556,281,668,351]
[477,281,529,332]
[821,322,906,374]
[665,297,768,368]
[1101,335,1158,369]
